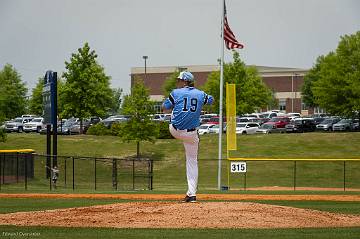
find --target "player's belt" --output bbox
[172,125,196,132]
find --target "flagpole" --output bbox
[218,0,225,190]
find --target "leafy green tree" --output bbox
[162,70,179,97]
[301,56,325,108]
[28,78,44,116]
[61,43,113,133]
[121,78,157,158]
[0,128,6,142]
[310,31,360,118]
[203,52,272,115]
[109,87,123,115]
[0,64,28,120]
[29,76,66,117]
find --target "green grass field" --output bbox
[1,132,360,192]
[1,133,360,238]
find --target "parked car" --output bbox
[332,119,355,131]
[236,122,260,134]
[208,123,227,134]
[24,117,45,133]
[353,119,359,131]
[256,123,285,134]
[57,118,79,135]
[285,118,316,133]
[152,114,165,121]
[163,114,172,123]
[316,117,341,131]
[198,124,216,135]
[261,111,285,119]
[200,114,216,124]
[267,117,290,128]
[312,117,327,125]
[69,120,92,134]
[208,116,226,125]
[287,112,301,118]
[5,117,33,133]
[101,115,128,128]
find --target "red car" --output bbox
[267,117,290,128]
[208,116,226,125]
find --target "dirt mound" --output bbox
[1,202,360,229]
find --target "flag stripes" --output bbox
[224,1,244,50]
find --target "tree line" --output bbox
[0,43,122,125]
[1,30,359,147]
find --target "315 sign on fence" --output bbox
[230,162,247,173]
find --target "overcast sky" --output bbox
[1,0,359,94]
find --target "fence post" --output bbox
[148,159,153,190]
[24,153,28,190]
[0,153,2,190]
[293,161,297,191]
[112,159,117,190]
[64,158,67,188]
[244,160,247,191]
[343,161,346,192]
[132,159,135,190]
[94,158,97,191]
[72,157,75,190]
[3,155,5,184]
[150,159,153,190]
[16,152,19,183]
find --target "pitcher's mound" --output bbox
[1,202,360,229]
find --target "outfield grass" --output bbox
[1,133,360,192]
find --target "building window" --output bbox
[279,99,286,111]
[301,102,308,111]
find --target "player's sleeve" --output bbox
[162,91,176,110]
[204,93,214,105]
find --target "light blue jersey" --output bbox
[163,87,213,130]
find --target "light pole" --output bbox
[142,56,148,81]
[291,73,299,113]
[291,74,294,113]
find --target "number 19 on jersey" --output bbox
[230,162,247,173]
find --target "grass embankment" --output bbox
[0,133,360,191]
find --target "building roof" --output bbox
[131,64,308,76]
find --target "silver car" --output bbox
[332,119,354,131]
[5,117,32,133]
[316,117,341,131]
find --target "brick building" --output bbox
[130,65,313,115]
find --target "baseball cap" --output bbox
[177,71,194,82]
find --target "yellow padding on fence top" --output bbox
[0,149,35,153]
[226,83,237,151]
[228,157,360,161]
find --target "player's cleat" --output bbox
[182,195,197,203]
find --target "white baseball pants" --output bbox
[169,124,199,197]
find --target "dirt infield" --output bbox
[1,193,360,229]
[1,193,360,201]
[1,201,360,229]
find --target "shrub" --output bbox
[0,128,7,142]
[110,122,123,136]
[157,121,173,139]
[86,123,111,136]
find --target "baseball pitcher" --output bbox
[162,71,213,203]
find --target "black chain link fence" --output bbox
[0,152,153,191]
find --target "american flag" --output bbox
[223,1,244,50]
